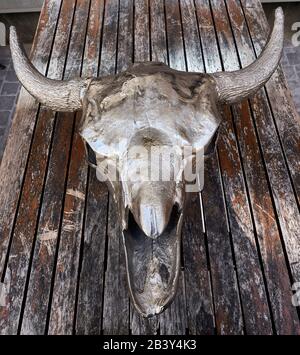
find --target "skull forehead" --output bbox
[80,63,221,157]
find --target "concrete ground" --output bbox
[0,4,299,161]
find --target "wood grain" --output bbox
[0,0,63,277]
[20,0,91,335]
[225,0,300,335]
[0,0,299,335]
[75,0,106,336]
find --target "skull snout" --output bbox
[129,182,177,239]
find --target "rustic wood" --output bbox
[20,0,91,335]
[0,0,71,335]
[0,0,62,277]
[225,0,300,335]
[48,0,105,335]
[240,0,300,205]
[75,0,106,336]
[101,0,129,335]
[240,0,300,284]
[210,0,273,335]
[177,0,216,335]
[194,0,244,335]
[0,0,299,335]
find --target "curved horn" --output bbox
[10,26,90,112]
[212,7,284,104]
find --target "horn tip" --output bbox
[275,7,284,19]
[9,26,17,42]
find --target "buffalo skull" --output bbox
[10,8,284,317]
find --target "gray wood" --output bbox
[75,0,106,335]
[0,0,62,278]
[241,0,300,205]
[101,0,129,335]
[210,0,273,335]
[177,0,215,335]
[0,0,71,335]
[240,0,300,283]
[0,0,299,335]
[194,0,244,334]
[20,0,91,335]
[225,0,300,335]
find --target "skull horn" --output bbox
[9,26,91,112]
[212,7,284,104]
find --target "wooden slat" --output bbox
[20,0,91,335]
[101,0,129,335]
[160,273,187,335]
[0,0,62,276]
[224,0,300,335]
[239,0,300,283]
[134,0,149,62]
[182,194,215,334]
[241,0,300,204]
[178,0,216,335]
[0,0,74,335]
[209,0,273,334]
[164,0,185,71]
[48,0,106,335]
[179,0,204,72]
[75,0,106,336]
[150,0,167,63]
[194,0,244,334]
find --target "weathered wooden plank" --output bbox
[182,193,215,334]
[241,0,300,204]
[118,0,134,72]
[101,0,130,335]
[240,0,300,283]
[164,0,185,71]
[193,0,244,335]
[210,0,273,335]
[48,113,88,335]
[48,0,107,336]
[75,0,107,336]
[160,272,187,335]
[194,0,220,73]
[75,175,108,335]
[0,0,62,276]
[175,0,216,335]
[225,0,300,335]
[202,154,244,334]
[134,0,149,62]
[150,0,167,63]
[0,0,74,335]
[179,0,204,72]
[20,0,91,335]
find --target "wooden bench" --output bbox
[0,0,299,335]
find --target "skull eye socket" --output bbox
[85,142,97,167]
[204,129,219,157]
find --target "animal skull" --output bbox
[10,8,284,318]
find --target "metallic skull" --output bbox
[10,8,284,317]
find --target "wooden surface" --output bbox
[0,0,299,335]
